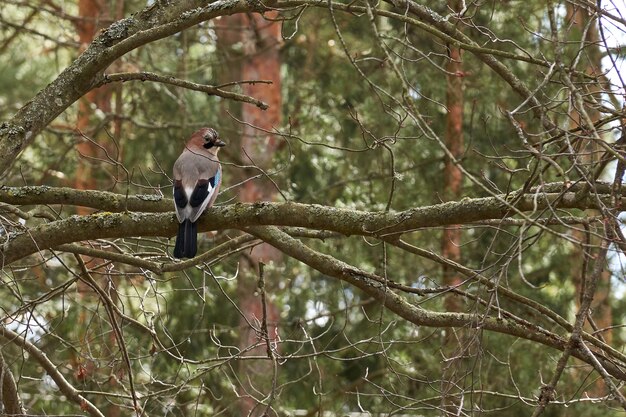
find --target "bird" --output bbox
[172,127,226,259]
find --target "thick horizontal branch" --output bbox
[0,183,622,265]
[1,182,616,213]
[97,72,269,110]
[0,185,170,212]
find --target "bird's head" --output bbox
[188,127,226,154]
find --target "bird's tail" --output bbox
[173,219,198,259]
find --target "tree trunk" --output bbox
[75,0,113,204]
[441,25,464,313]
[440,1,466,414]
[217,12,283,416]
[74,3,120,417]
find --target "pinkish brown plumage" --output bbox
[172,128,226,259]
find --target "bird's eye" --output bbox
[204,134,210,142]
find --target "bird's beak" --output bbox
[215,139,226,147]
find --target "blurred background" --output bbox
[1,0,626,415]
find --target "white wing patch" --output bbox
[189,183,215,223]
[175,170,220,223]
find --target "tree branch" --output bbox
[246,226,626,380]
[0,181,618,212]
[97,72,269,110]
[55,233,259,274]
[0,326,105,417]
[0,350,24,416]
[386,237,626,368]
[0,184,624,265]
[0,185,170,212]
[0,0,265,175]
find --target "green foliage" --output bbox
[0,0,624,416]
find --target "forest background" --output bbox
[1,0,626,416]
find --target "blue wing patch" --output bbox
[209,170,221,189]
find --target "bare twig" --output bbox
[0,327,105,417]
[97,72,270,110]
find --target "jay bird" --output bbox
[173,127,225,259]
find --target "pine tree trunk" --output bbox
[217,12,283,416]
[75,0,112,202]
[73,4,120,417]
[440,1,465,414]
[441,26,464,313]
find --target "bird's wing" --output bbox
[188,167,221,223]
[173,152,221,222]
[173,179,188,223]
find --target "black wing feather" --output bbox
[189,179,210,208]
[174,180,188,208]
